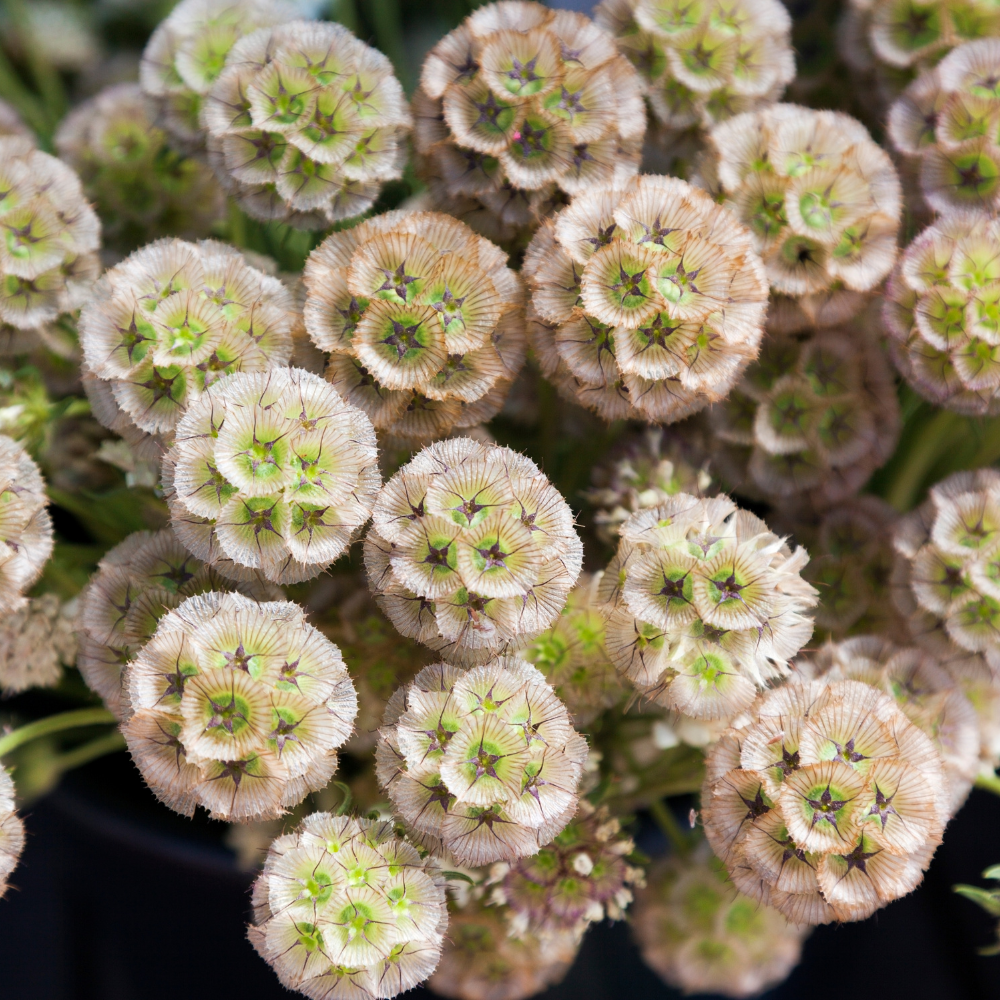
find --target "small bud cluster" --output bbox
[414,1,646,239]
[0,767,23,899]
[0,594,76,695]
[602,495,817,720]
[375,658,588,866]
[708,323,901,506]
[122,591,358,821]
[79,239,295,438]
[365,438,582,662]
[303,210,526,443]
[55,84,225,250]
[524,175,769,424]
[702,676,948,924]
[700,104,902,313]
[248,813,448,999]
[632,840,807,998]
[164,367,380,585]
[202,20,412,228]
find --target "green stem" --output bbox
[975,771,1000,798]
[51,730,125,772]
[885,409,964,512]
[649,798,690,855]
[0,707,117,758]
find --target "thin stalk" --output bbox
[0,42,50,138]
[0,707,117,758]
[885,409,964,512]
[975,771,1000,798]
[649,798,690,856]
[51,730,125,772]
[4,0,65,126]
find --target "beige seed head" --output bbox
[0,594,76,696]
[0,766,24,899]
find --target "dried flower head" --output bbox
[708,323,901,507]
[701,104,902,315]
[248,813,448,999]
[632,840,807,997]
[79,238,295,438]
[0,766,23,899]
[701,675,948,924]
[0,136,100,330]
[55,83,225,250]
[122,591,358,821]
[524,174,768,424]
[140,0,299,154]
[601,494,817,720]
[164,367,380,585]
[303,210,526,444]
[376,657,588,866]
[364,437,582,663]
[0,593,76,695]
[201,19,412,228]
[414,1,647,238]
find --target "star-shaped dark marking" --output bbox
[806,784,847,830]
[584,223,616,251]
[190,460,232,505]
[241,500,280,540]
[337,296,366,336]
[269,715,301,754]
[638,313,681,351]
[476,539,509,570]
[421,725,455,757]
[278,657,310,693]
[637,215,679,248]
[830,737,868,765]
[148,720,186,769]
[465,742,503,782]
[664,259,701,297]
[382,318,424,358]
[436,354,470,383]
[658,573,689,602]
[432,284,468,323]
[841,837,878,873]
[151,556,198,591]
[556,86,586,116]
[422,539,453,568]
[611,263,648,302]
[713,571,745,604]
[205,692,248,736]
[506,55,540,89]
[513,119,549,157]
[773,744,801,778]
[521,769,548,803]
[223,642,254,673]
[138,367,180,409]
[512,704,548,749]
[115,311,152,365]
[474,91,508,128]
[160,657,192,701]
[378,261,420,302]
[738,783,771,823]
[868,784,899,830]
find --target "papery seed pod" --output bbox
[0,137,101,330]
[163,367,380,585]
[75,528,282,719]
[201,19,412,229]
[248,813,448,999]
[524,174,769,424]
[376,657,588,866]
[55,83,225,252]
[700,104,902,317]
[0,594,77,695]
[632,840,808,997]
[140,0,300,154]
[414,1,647,242]
[304,210,526,444]
[121,591,358,821]
[364,437,582,663]
[701,674,948,924]
[708,322,901,507]
[601,494,817,720]
[938,646,1000,769]
[0,766,24,899]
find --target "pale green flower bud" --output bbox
[0,766,24,899]
[0,593,76,695]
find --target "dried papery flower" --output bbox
[700,104,902,314]
[364,437,582,662]
[708,322,901,507]
[201,19,412,229]
[375,657,588,866]
[0,766,24,898]
[0,594,77,695]
[79,238,295,439]
[140,0,300,154]
[632,840,807,997]
[303,210,526,444]
[164,367,380,585]
[938,646,1000,769]
[701,675,948,924]
[55,83,225,251]
[0,137,101,330]
[601,494,817,720]
[122,591,358,821]
[523,572,625,725]
[414,1,647,240]
[524,174,768,424]
[75,528,281,719]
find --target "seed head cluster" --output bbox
[0,594,76,695]
[0,767,23,900]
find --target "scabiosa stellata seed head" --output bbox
[523,174,768,424]
[375,657,588,866]
[247,813,448,999]
[201,19,412,229]
[0,766,23,898]
[303,210,526,444]
[0,594,76,695]
[414,1,647,240]
[701,674,948,924]
[601,494,817,720]
[121,591,358,821]
[163,367,380,585]
[701,104,902,315]
[364,437,582,663]
[632,840,807,998]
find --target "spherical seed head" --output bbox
[708,322,901,507]
[415,2,647,239]
[0,766,24,898]
[602,494,818,720]
[701,674,948,924]
[249,813,448,998]
[122,591,358,821]
[632,840,807,998]
[304,210,526,444]
[701,104,902,307]
[524,174,769,424]
[365,437,582,662]
[376,656,588,866]
[163,367,381,585]
[200,19,412,229]
[0,593,76,695]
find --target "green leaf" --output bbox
[442,871,476,885]
[954,884,1000,916]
